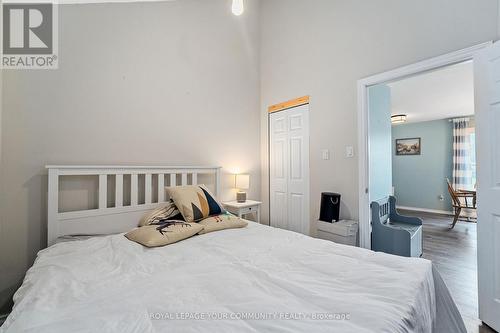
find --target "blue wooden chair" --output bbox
[371,196,423,257]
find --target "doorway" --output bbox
[357,42,491,249]
[358,41,498,333]
[369,61,482,332]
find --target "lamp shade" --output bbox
[235,174,250,190]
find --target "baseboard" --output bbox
[396,206,453,216]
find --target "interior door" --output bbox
[270,111,289,230]
[474,40,500,332]
[270,104,310,235]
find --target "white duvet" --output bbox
[1,222,465,333]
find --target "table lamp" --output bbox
[235,174,250,203]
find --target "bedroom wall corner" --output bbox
[0,0,261,312]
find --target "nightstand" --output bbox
[223,200,262,223]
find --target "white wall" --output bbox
[260,0,499,234]
[0,0,261,309]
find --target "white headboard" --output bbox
[46,165,222,246]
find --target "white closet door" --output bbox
[270,104,310,235]
[270,111,289,230]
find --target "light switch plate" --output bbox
[345,146,354,158]
[322,149,330,160]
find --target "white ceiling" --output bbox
[387,61,474,124]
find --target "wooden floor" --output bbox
[400,210,496,333]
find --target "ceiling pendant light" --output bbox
[391,114,407,124]
[232,0,244,16]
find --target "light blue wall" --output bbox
[392,119,453,212]
[369,84,392,202]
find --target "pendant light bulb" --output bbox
[232,0,244,16]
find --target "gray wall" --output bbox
[0,0,261,310]
[368,84,392,202]
[392,119,454,212]
[260,0,499,235]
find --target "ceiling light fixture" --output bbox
[232,0,244,16]
[391,114,407,124]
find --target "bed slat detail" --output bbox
[45,166,222,246]
[145,174,152,204]
[99,174,107,209]
[158,174,165,202]
[115,174,123,207]
[131,174,138,206]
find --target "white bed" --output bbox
[0,166,466,333]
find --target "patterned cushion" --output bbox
[125,221,203,248]
[197,213,248,235]
[166,185,225,222]
[138,201,183,227]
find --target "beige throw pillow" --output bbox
[138,201,183,227]
[198,214,248,235]
[166,185,225,222]
[125,221,203,248]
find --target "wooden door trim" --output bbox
[268,96,309,114]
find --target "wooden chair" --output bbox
[446,178,476,229]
